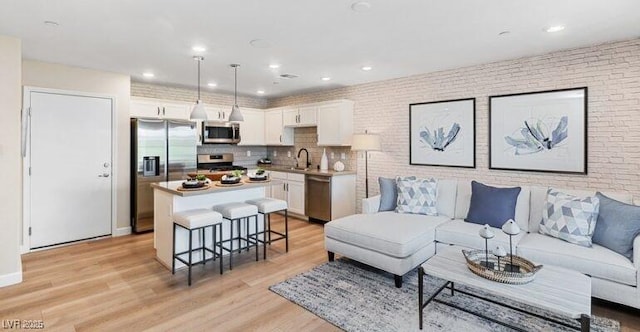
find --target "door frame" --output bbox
[21,86,118,253]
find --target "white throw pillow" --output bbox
[538,188,600,247]
[395,177,438,216]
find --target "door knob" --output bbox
[103,162,110,168]
[98,173,110,178]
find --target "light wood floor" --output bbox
[1,216,639,331]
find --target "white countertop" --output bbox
[151,179,283,197]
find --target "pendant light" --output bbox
[228,64,244,122]
[189,56,207,120]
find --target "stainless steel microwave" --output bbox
[203,121,241,144]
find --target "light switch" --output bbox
[287,151,291,158]
[341,152,346,160]
[331,152,335,159]
[273,151,277,157]
[246,150,251,157]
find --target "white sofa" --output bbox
[324,179,640,309]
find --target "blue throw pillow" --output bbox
[592,192,640,260]
[378,177,397,211]
[465,181,521,228]
[378,176,416,212]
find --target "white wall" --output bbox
[22,60,131,232]
[0,35,23,286]
[269,38,640,210]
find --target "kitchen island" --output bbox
[151,179,282,270]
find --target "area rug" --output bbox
[269,259,619,332]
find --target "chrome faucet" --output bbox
[297,148,311,169]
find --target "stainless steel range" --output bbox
[196,154,247,179]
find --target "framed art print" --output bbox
[410,98,475,168]
[489,87,587,174]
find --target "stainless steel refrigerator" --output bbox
[130,118,197,233]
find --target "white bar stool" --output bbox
[172,209,224,286]
[213,202,259,270]
[245,198,288,259]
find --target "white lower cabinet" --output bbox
[269,171,305,215]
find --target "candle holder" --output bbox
[493,245,507,271]
[478,224,495,269]
[501,219,521,273]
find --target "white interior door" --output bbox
[29,91,113,249]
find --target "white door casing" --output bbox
[24,88,114,250]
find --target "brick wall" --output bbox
[268,38,640,209]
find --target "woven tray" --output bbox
[244,178,271,183]
[177,184,211,191]
[214,181,244,187]
[462,249,542,285]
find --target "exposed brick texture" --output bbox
[268,38,640,210]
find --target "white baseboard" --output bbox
[113,226,132,237]
[0,271,22,288]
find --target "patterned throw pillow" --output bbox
[539,188,600,247]
[395,177,438,216]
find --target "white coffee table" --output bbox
[418,246,591,331]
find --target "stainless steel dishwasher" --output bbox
[305,175,332,222]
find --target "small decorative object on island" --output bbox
[501,219,521,273]
[493,245,507,271]
[478,224,495,269]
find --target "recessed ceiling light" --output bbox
[545,25,565,33]
[192,45,206,52]
[142,72,155,78]
[351,1,371,12]
[257,90,265,94]
[207,82,217,88]
[250,39,272,48]
[269,64,280,69]
[321,77,331,81]
[44,20,59,27]
[361,66,373,71]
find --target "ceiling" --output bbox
[2,0,640,98]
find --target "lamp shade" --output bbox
[228,104,244,122]
[351,133,381,151]
[190,100,207,120]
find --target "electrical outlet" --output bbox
[341,152,346,160]
[287,151,291,158]
[331,152,335,159]
[273,151,277,157]
[246,150,251,157]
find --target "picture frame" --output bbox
[489,87,587,174]
[409,98,476,168]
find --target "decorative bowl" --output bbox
[220,175,241,184]
[182,180,205,189]
[462,249,542,285]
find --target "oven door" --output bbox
[203,122,240,144]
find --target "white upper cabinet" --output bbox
[204,105,230,122]
[237,108,265,146]
[130,97,190,120]
[265,108,294,146]
[317,100,354,146]
[283,106,317,127]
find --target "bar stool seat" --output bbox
[246,198,288,260]
[214,202,258,220]
[213,202,259,270]
[246,198,288,214]
[172,209,224,286]
[174,209,222,229]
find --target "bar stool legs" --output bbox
[224,215,260,270]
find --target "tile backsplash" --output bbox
[267,127,355,171]
[197,144,268,169]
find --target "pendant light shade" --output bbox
[228,64,244,122]
[190,56,208,121]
